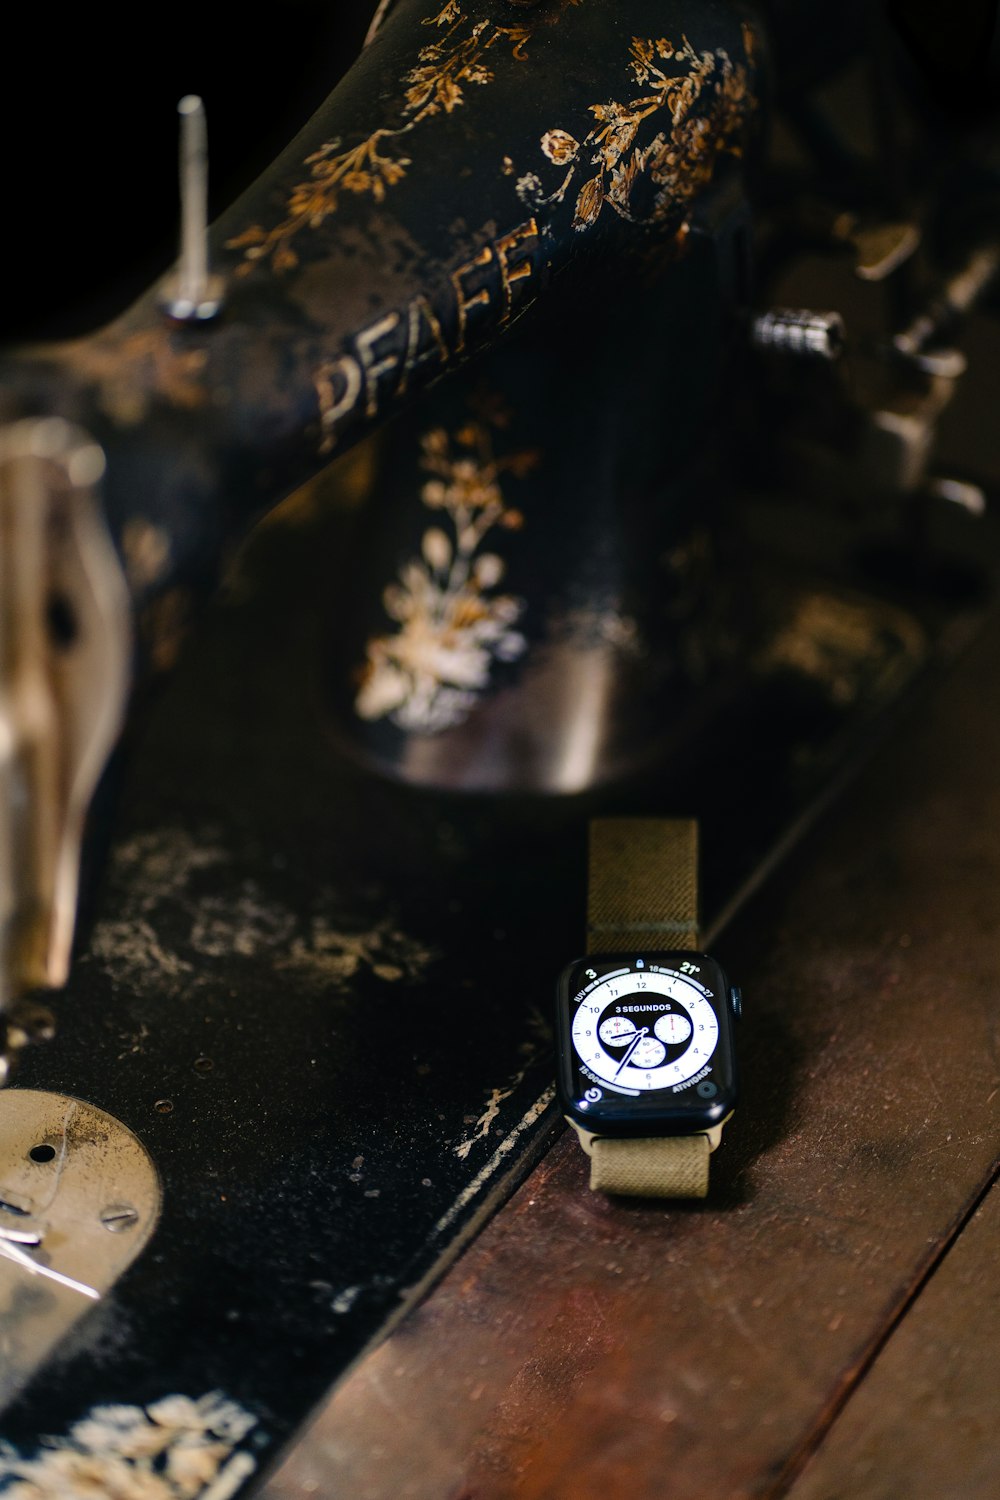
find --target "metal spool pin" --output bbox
[162,95,224,324]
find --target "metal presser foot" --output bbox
[0,430,158,1418]
[0,417,130,1081]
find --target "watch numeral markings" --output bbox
[572,969,720,1092]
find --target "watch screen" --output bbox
[557,954,736,1132]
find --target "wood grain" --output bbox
[786,1180,1000,1500]
[261,607,1000,1500]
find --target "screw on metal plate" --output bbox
[160,96,224,323]
[0,1091,161,1414]
[100,1203,140,1233]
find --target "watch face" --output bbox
[556,953,737,1135]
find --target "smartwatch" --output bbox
[555,818,741,1198]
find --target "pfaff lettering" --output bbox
[356,312,403,418]
[316,217,540,448]
[451,245,495,356]
[315,355,363,438]
[399,296,449,396]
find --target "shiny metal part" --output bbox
[0,1090,161,1411]
[752,308,845,361]
[926,477,987,517]
[893,245,1000,362]
[161,95,224,322]
[100,1202,140,1232]
[0,419,131,1076]
[831,214,920,282]
[364,0,399,46]
[0,1198,44,1245]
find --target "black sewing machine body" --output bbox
[1,2,999,1494]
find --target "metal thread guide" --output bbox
[161,95,225,323]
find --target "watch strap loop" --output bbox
[588,1134,710,1199]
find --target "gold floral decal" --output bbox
[61,330,207,427]
[0,1391,258,1499]
[228,1,533,275]
[516,30,754,232]
[355,419,536,733]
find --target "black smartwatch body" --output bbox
[556,950,740,1140]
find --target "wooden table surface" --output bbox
[262,600,1000,1500]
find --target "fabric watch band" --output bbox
[587,1133,710,1197]
[587,818,699,953]
[582,817,709,1198]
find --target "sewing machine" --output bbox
[1,3,998,1495]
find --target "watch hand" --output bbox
[606,1023,637,1046]
[615,1026,648,1077]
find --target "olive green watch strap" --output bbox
[587,818,699,954]
[587,1133,710,1198]
[580,817,709,1198]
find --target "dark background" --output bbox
[2,3,370,343]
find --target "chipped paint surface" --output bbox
[0,1391,258,1499]
[276,915,435,989]
[454,1006,551,1159]
[435,1085,556,1236]
[86,829,226,992]
[85,828,435,994]
[455,1081,516,1160]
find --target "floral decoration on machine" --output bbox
[516,30,755,233]
[0,1391,259,1500]
[227,0,555,274]
[355,416,537,733]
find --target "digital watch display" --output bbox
[556,952,739,1136]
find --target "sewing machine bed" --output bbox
[2,469,998,1497]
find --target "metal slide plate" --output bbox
[0,1090,160,1411]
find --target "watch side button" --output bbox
[729,986,743,1021]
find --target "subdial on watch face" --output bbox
[599,1016,638,1046]
[630,1036,666,1069]
[654,1011,692,1046]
